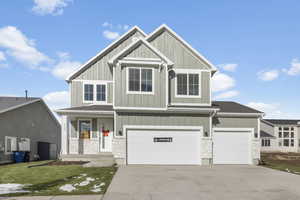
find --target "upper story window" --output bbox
[83,82,107,103]
[176,73,200,97]
[127,67,153,94]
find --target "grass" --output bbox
[261,153,300,174]
[0,161,117,196]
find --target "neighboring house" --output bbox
[261,119,300,152]
[56,24,263,165]
[0,97,61,164]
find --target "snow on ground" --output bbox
[59,184,76,192]
[91,182,105,193]
[78,177,95,186]
[0,184,29,195]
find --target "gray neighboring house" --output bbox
[0,97,61,164]
[260,119,300,152]
[56,24,263,165]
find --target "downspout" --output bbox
[210,109,218,168]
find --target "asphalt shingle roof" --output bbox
[264,119,300,125]
[60,105,113,111]
[212,101,263,113]
[0,96,40,113]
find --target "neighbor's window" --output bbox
[278,126,295,147]
[5,136,17,154]
[176,73,200,96]
[128,67,153,93]
[261,139,271,147]
[96,84,106,102]
[79,120,91,139]
[84,84,94,101]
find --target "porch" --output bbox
[56,105,115,162]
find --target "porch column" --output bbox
[61,115,69,155]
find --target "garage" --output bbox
[213,128,253,164]
[127,127,202,165]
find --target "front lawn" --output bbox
[0,161,117,196]
[261,152,300,174]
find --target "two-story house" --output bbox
[56,24,263,165]
[261,119,300,152]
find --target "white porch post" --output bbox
[61,115,69,155]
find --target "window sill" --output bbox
[127,91,154,95]
[175,95,201,98]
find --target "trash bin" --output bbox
[13,151,25,163]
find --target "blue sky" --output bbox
[0,0,299,119]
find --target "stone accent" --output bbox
[201,137,213,164]
[112,137,126,159]
[252,139,261,165]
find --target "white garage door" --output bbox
[127,129,202,165]
[213,129,252,164]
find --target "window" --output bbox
[176,73,200,97]
[5,136,17,154]
[96,85,106,101]
[278,126,295,148]
[128,67,153,93]
[84,84,94,101]
[83,83,107,103]
[261,139,271,147]
[79,120,91,139]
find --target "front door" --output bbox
[99,122,113,152]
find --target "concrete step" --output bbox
[60,153,115,162]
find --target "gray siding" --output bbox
[149,29,211,105]
[125,43,160,58]
[170,71,210,105]
[116,112,210,136]
[0,101,61,163]
[114,65,166,108]
[213,116,259,134]
[261,121,275,137]
[75,31,145,80]
[70,81,113,107]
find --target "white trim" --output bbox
[82,81,108,104]
[72,79,113,83]
[122,57,162,62]
[170,102,212,106]
[119,60,163,66]
[0,99,41,114]
[174,71,202,98]
[114,111,117,137]
[56,110,114,115]
[146,24,217,72]
[108,38,174,66]
[126,67,155,95]
[123,125,204,139]
[77,119,92,139]
[66,26,147,82]
[113,66,116,107]
[114,106,167,111]
[216,112,264,117]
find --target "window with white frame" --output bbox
[83,83,107,103]
[176,73,200,97]
[261,139,271,147]
[5,136,17,154]
[128,67,153,93]
[278,126,295,147]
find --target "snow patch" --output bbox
[0,184,29,195]
[78,177,95,187]
[91,182,105,193]
[59,184,76,192]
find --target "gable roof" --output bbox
[108,38,174,66]
[146,24,218,73]
[66,26,147,82]
[264,119,300,126]
[0,96,40,114]
[260,130,275,138]
[213,101,264,114]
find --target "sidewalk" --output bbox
[0,195,102,200]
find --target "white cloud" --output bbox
[32,0,72,16]
[257,69,279,81]
[102,30,120,40]
[219,63,238,72]
[283,58,300,76]
[57,51,70,60]
[212,72,236,92]
[0,51,6,61]
[214,90,239,100]
[123,25,129,30]
[0,26,51,68]
[52,60,81,79]
[43,91,70,110]
[102,22,113,28]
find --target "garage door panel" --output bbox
[127,129,202,165]
[213,130,251,164]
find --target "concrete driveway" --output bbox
[103,165,300,200]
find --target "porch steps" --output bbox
[60,153,115,167]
